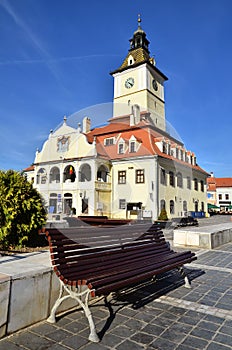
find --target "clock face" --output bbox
[125,77,134,89]
[152,79,158,91]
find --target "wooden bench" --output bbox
[45,223,196,342]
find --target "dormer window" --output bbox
[104,137,115,146]
[128,55,134,66]
[162,141,167,154]
[129,135,139,153]
[130,141,136,153]
[118,143,124,154]
[118,138,125,154]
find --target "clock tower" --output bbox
[111,15,168,131]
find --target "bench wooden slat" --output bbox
[55,245,172,281]
[93,254,196,296]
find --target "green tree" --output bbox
[158,208,168,221]
[0,170,47,249]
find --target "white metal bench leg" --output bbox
[47,280,99,342]
[178,267,191,289]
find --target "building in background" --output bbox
[24,18,208,221]
[207,174,232,212]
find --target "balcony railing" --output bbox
[95,181,111,191]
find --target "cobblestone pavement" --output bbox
[1,225,232,349]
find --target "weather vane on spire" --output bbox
[138,13,142,28]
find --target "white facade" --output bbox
[24,22,208,221]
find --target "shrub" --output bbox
[158,208,168,221]
[0,170,47,249]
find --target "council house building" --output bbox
[24,18,208,221]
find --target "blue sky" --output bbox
[0,0,231,177]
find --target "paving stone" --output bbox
[159,310,178,320]
[197,320,219,332]
[206,342,232,350]
[100,332,124,347]
[113,313,130,325]
[176,345,196,350]
[11,331,55,349]
[0,340,22,350]
[151,337,177,350]
[216,303,232,311]
[190,327,215,341]
[213,333,232,347]
[116,339,145,350]
[110,324,135,338]
[167,305,187,316]
[47,344,70,350]
[124,318,145,330]
[82,342,109,349]
[118,307,139,317]
[134,311,157,323]
[161,329,186,343]
[178,315,199,326]
[30,322,58,336]
[61,320,87,333]
[141,323,165,336]
[46,328,71,342]
[168,321,192,335]
[61,334,88,348]
[131,331,154,345]
[203,314,225,324]
[180,335,208,349]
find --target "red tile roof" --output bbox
[87,120,208,175]
[23,165,34,172]
[207,177,232,188]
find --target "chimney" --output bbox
[210,172,214,177]
[132,104,140,125]
[130,113,135,126]
[82,116,91,133]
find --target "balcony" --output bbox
[95,181,111,192]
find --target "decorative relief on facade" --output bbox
[57,136,70,152]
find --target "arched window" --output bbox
[79,164,91,182]
[97,165,108,182]
[37,168,47,184]
[160,200,166,210]
[63,165,76,183]
[177,172,183,188]
[170,200,175,214]
[49,167,60,183]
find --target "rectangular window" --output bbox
[118,171,126,184]
[187,176,191,189]
[136,169,145,184]
[194,178,198,191]
[219,194,222,200]
[225,194,229,200]
[169,171,175,187]
[200,180,204,192]
[160,168,166,185]
[119,199,126,209]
